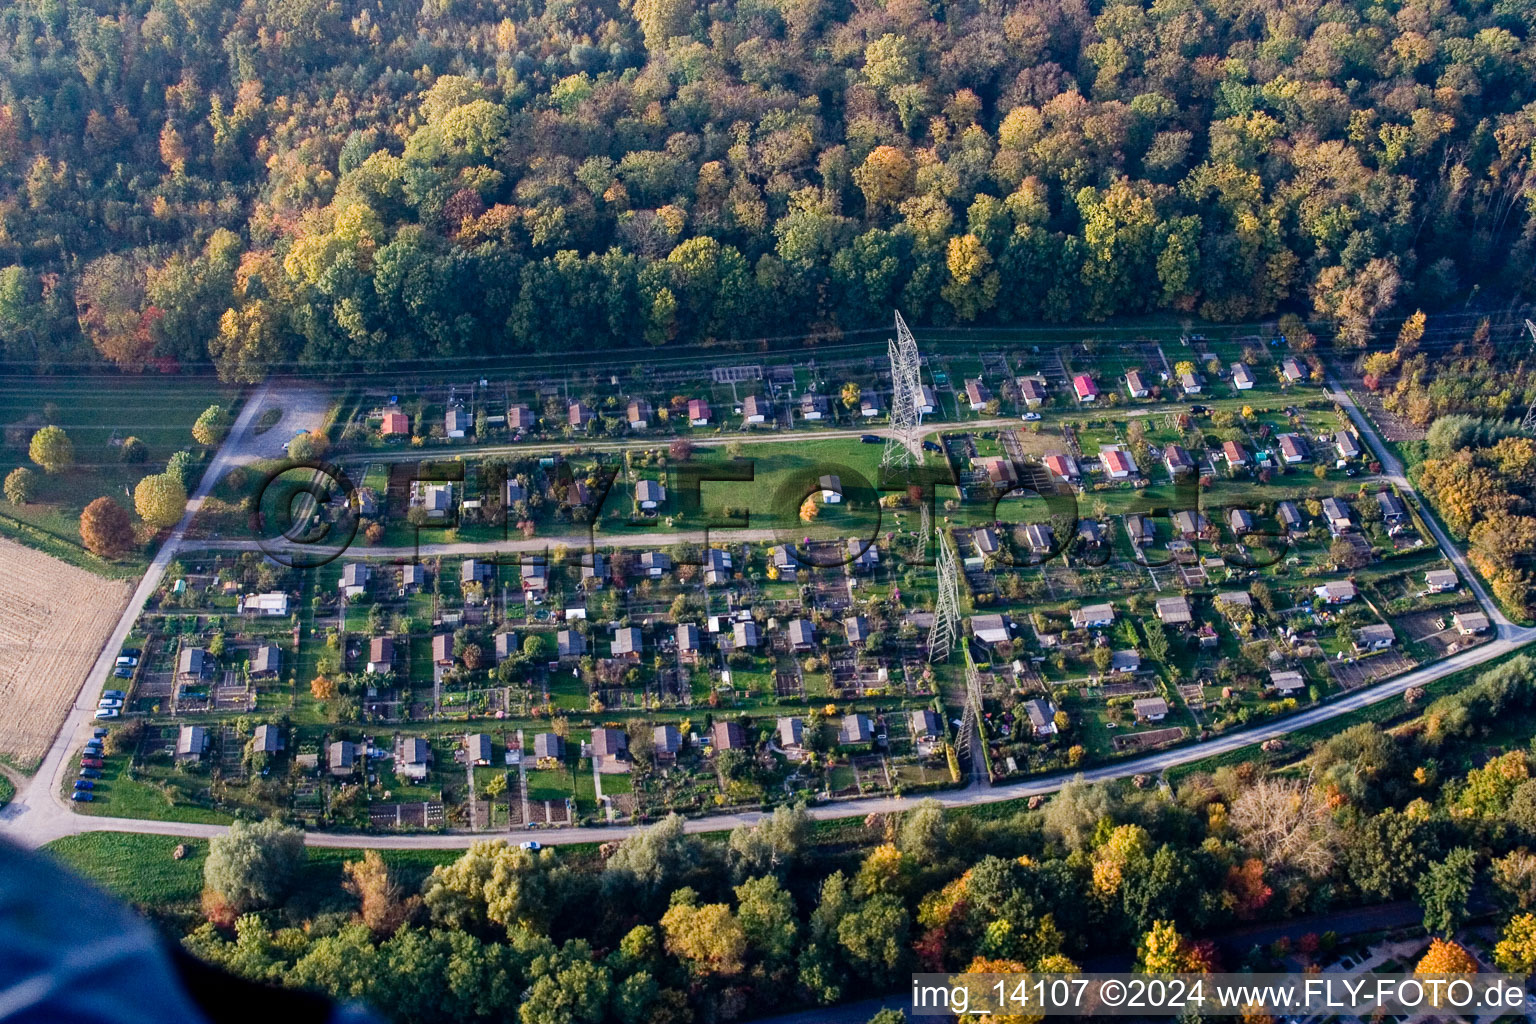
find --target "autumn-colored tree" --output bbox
[799,495,820,523]
[853,146,914,213]
[1415,937,1477,974]
[4,466,35,504]
[134,472,187,528]
[1134,920,1199,973]
[75,253,155,370]
[80,496,135,558]
[660,895,747,975]
[957,956,1034,1024]
[287,430,329,461]
[342,850,421,937]
[1395,309,1426,355]
[1312,258,1401,348]
[1495,914,1536,977]
[1224,858,1273,920]
[942,234,1000,322]
[840,381,861,409]
[29,425,74,473]
[631,0,690,52]
[192,404,230,446]
[310,674,338,700]
[853,842,912,897]
[1456,750,1529,817]
[1091,823,1150,896]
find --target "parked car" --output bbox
[120,648,141,658]
[1021,412,1041,421]
[859,434,880,443]
[73,780,93,790]
[520,841,542,851]
[92,709,118,720]
[113,667,131,679]
[70,792,94,802]
[97,699,122,709]
[922,440,942,452]
[114,656,138,668]
[79,768,102,779]
[101,689,125,699]
[93,728,108,738]
[80,757,103,768]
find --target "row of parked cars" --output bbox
[97,649,139,720]
[72,727,109,801]
[76,650,137,800]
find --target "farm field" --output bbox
[0,538,132,769]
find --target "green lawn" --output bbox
[44,832,209,906]
[526,767,573,802]
[658,437,889,536]
[44,832,463,911]
[66,753,232,825]
[0,374,237,570]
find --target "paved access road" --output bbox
[6,625,1528,851]
[1,380,1530,852]
[0,382,273,847]
[1328,380,1515,632]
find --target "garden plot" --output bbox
[368,802,444,829]
[1111,726,1185,752]
[1327,650,1415,689]
[213,669,254,712]
[0,538,132,767]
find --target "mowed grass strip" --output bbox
[44,832,210,907]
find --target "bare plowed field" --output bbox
[0,539,131,766]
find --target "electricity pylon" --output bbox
[927,530,960,664]
[882,311,923,469]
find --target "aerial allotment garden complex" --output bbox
[75,327,1496,836]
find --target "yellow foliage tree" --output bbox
[1092,823,1150,896]
[660,899,746,975]
[29,425,74,474]
[1495,914,1536,976]
[958,956,1036,1024]
[1135,920,1197,974]
[134,472,187,528]
[853,145,914,212]
[1395,309,1426,354]
[854,842,910,897]
[941,233,1000,321]
[799,495,820,523]
[631,0,691,52]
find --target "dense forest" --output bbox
[0,0,1534,375]
[171,655,1536,1023]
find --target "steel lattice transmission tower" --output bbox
[1522,320,1536,431]
[927,530,961,664]
[955,643,986,763]
[883,311,924,469]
